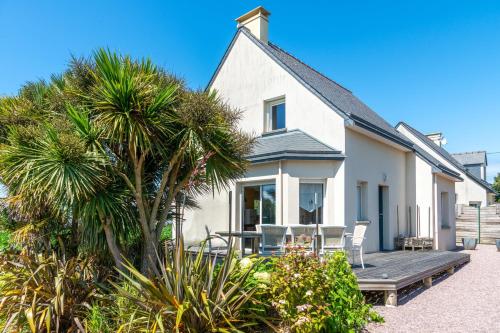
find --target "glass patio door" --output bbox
[243,184,276,231]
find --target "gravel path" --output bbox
[366,244,500,333]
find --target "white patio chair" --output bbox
[346,222,369,269]
[320,226,346,254]
[289,224,316,250]
[258,225,288,255]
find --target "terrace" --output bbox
[352,250,470,306]
[212,226,471,307]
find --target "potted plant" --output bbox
[462,237,477,250]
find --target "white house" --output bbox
[396,123,495,207]
[183,6,470,252]
[452,151,487,181]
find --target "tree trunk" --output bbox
[140,235,157,276]
[102,220,124,272]
[70,217,79,256]
[56,235,66,261]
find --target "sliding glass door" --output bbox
[243,184,276,231]
[261,184,276,225]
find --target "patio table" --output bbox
[215,231,262,256]
[215,230,318,256]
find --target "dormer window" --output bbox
[264,98,286,132]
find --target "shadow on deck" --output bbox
[352,250,470,306]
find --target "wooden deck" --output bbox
[353,250,470,306]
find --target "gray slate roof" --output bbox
[247,129,345,163]
[397,122,494,192]
[208,28,413,148]
[451,151,487,166]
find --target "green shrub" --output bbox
[0,209,14,254]
[83,303,115,333]
[159,224,172,242]
[0,230,10,253]
[112,237,264,332]
[269,249,382,333]
[270,250,331,332]
[324,251,383,332]
[234,256,276,320]
[0,253,106,333]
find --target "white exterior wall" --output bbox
[405,152,456,250]
[434,175,457,250]
[210,33,346,152]
[397,125,489,207]
[183,163,279,246]
[405,153,434,239]
[345,128,407,253]
[183,160,343,246]
[282,160,343,226]
[458,178,489,207]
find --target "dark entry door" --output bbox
[378,186,384,251]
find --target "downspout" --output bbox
[432,173,437,249]
[279,160,284,225]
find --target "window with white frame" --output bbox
[299,183,323,225]
[264,98,286,132]
[441,192,450,228]
[356,182,368,221]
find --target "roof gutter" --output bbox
[347,116,414,150]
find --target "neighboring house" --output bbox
[396,123,495,207]
[451,151,487,181]
[183,6,461,252]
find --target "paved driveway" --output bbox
[367,244,500,333]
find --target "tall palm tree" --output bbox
[76,49,253,273]
[0,49,253,274]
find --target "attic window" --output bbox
[264,98,286,132]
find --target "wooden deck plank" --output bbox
[353,250,470,292]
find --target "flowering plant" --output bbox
[270,248,331,333]
[269,249,382,332]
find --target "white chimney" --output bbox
[236,6,271,44]
[426,132,447,147]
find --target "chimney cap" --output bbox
[235,6,271,24]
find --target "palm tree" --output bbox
[0,49,253,274]
[76,49,253,273]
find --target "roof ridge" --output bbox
[267,41,352,94]
[451,151,486,155]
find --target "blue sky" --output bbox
[1,0,499,182]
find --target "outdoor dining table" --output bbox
[215,231,262,256]
[215,230,319,256]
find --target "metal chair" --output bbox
[289,224,316,250]
[320,226,346,254]
[346,222,369,269]
[204,225,229,255]
[258,225,288,255]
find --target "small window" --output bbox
[356,182,368,221]
[441,192,450,228]
[264,98,286,132]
